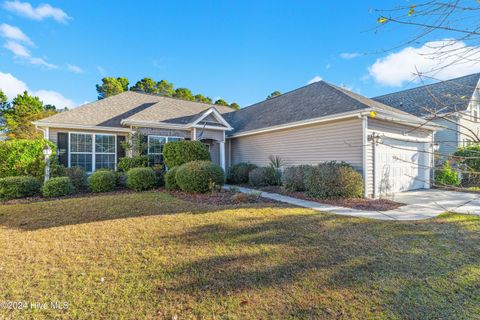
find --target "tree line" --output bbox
[96,77,241,110]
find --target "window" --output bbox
[69,133,116,172]
[95,134,116,170]
[147,136,183,166]
[70,133,93,172]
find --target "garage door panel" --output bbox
[375,137,429,196]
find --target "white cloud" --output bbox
[0,23,33,45]
[0,71,27,98]
[0,71,75,108]
[3,0,71,23]
[368,39,480,87]
[4,40,29,57]
[340,52,361,59]
[67,64,83,74]
[3,40,57,69]
[307,75,322,84]
[34,89,74,108]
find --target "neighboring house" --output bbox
[373,73,480,158]
[34,82,436,198]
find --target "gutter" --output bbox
[32,122,134,133]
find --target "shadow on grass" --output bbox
[0,191,289,231]
[159,213,480,318]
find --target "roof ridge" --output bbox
[234,81,328,112]
[373,73,480,99]
[128,90,235,111]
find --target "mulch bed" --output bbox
[0,189,138,205]
[256,186,403,211]
[167,189,279,206]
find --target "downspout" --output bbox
[361,116,368,198]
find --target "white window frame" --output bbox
[94,134,117,171]
[68,132,117,173]
[147,135,184,166]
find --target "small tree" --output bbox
[121,131,147,157]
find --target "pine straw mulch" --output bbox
[256,186,404,211]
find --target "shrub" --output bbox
[0,139,56,179]
[42,177,74,198]
[0,176,41,200]
[305,161,363,199]
[117,155,148,172]
[116,172,127,189]
[435,161,460,187]
[64,166,88,192]
[126,167,158,191]
[175,161,225,193]
[282,165,315,191]
[163,140,210,168]
[151,165,165,187]
[164,166,180,190]
[88,170,117,193]
[248,167,278,187]
[268,155,284,185]
[227,163,257,184]
[454,145,480,184]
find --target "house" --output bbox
[33,81,436,198]
[373,73,480,158]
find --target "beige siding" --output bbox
[137,127,190,139]
[48,127,128,144]
[229,118,363,169]
[196,129,224,141]
[431,117,459,157]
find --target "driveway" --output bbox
[228,185,480,221]
[388,189,480,219]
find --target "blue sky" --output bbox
[0,1,479,108]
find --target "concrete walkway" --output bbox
[226,185,480,221]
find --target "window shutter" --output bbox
[142,135,148,155]
[117,136,126,160]
[57,132,69,167]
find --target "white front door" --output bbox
[375,137,430,196]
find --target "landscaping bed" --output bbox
[257,186,403,211]
[168,189,279,206]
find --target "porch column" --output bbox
[219,141,225,172]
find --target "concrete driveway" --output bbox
[227,185,480,221]
[387,189,480,220]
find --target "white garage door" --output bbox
[375,137,430,195]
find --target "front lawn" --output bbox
[0,191,478,319]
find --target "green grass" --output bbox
[0,191,479,319]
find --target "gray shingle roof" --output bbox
[225,80,415,134]
[38,91,234,127]
[372,73,480,117]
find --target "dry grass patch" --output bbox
[0,191,478,319]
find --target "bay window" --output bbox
[69,133,116,172]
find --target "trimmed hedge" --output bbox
[117,155,148,172]
[42,177,74,198]
[163,140,210,168]
[64,166,88,192]
[88,170,117,193]
[227,162,257,184]
[0,176,41,200]
[175,161,224,193]
[164,166,180,190]
[151,165,165,187]
[305,161,363,199]
[126,167,158,191]
[282,165,314,192]
[0,139,56,179]
[248,167,278,187]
